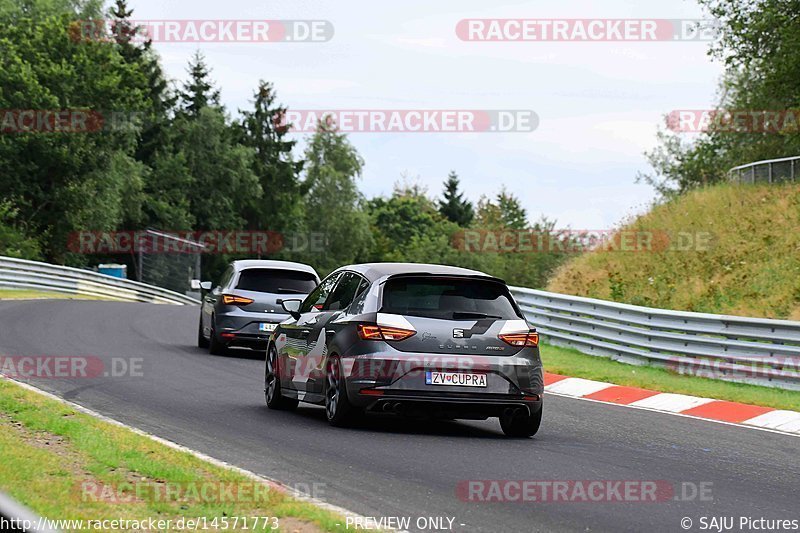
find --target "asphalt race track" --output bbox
[1,300,798,532]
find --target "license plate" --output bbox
[259,323,277,332]
[425,371,487,387]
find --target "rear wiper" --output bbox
[451,312,502,319]
[275,288,306,294]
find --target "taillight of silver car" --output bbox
[357,324,416,341]
[498,331,539,347]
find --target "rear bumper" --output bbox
[215,310,288,348]
[339,345,544,416]
[357,390,542,419]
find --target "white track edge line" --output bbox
[545,390,800,438]
[1,376,375,528]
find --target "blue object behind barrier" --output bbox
[98,264,127,279]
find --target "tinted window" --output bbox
[381,277,519,320]
[325,272,363,311]
[300,272,341,313]
[235,269,317,294]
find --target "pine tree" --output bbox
[474,189,528,230]
[438,171,474,226]
[108,0,185,230]
[497,189,528,229]
[109,0,139,63]
[179,51,221,116]
[237,81,304,233]
[303,120,372,271]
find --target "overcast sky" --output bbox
[126,0,723,229]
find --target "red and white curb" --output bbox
[544,373,800,436]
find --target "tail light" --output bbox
[499,330,539,347]
[222,294,254,306]
[357,324,416,341]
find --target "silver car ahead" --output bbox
[196,260,320,355]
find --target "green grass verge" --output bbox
[541,343,800,412]
[0,378,349,532]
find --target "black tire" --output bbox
[265,345,298,410]
[197,318,209,348]
[500,405,542,438]
[324,356,359,427]
[208,317,228,356]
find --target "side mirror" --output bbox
[200,281,213,291]
[190,279,201,290]
[281,299,302,319]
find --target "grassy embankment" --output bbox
[540,183,800,411]
[548,183,800,319]
[0,378,348,532]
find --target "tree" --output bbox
[0,10,149,262]
[109,0,138,62]
[106,0,187,231]
[302,121,371,273]
[174,107,260,230]
[641,0,800,195]
[0,201,41,259]
[237,81,305,234]
[172,53,260,231]
[437,171,474,226]
[369,183,451,261]
[475,189,528,229]
[109,0,176,160]
[0,0,103,22]
[497,189,528,229]
[179,51,220,117]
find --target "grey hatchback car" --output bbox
[197,260,320,354]
[264,263,544,437]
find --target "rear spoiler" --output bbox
[381,272,508,285]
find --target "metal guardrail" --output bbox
[3,255,799,388]
[728,155,800,184]
[0,256,199,305]
[510,287,800,390]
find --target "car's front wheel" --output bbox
[265,345,297,410]
[324,356,359,427]
[500,405,542,438]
